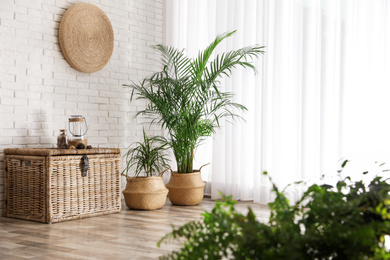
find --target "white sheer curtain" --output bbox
[165,0,390,204]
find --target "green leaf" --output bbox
[159,164,390,259]
[124,31,264,173]
[122,128,169,177]
[341,159,349,168]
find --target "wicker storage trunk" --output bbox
[3,148,121,223]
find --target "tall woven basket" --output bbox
[166,171,205,206]
[123,176,168,210]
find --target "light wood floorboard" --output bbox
[0,199,269,260]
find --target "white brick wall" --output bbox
[0,0,164,216]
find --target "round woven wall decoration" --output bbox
[59,3,114,73]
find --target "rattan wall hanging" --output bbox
[59,3,114,73]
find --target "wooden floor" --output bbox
[0,198,269,260]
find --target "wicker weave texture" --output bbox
[123,177,168,210]
[5,156,47,222]
[4,148,120,156]
[58,3,114,73]
[4,149,121,223]
[166,171,205,206]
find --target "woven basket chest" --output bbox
[4,148,121,223]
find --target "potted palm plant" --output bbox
[124,31,264,205]
[122,129,170,210]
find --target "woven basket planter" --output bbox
[123,176,168,210]
[166,171,205,206]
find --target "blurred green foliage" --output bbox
[158,164,390,259]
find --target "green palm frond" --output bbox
[193,31,237,81]
[124,31,265,173]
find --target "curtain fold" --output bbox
[165,0,390,204]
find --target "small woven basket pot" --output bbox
[123,176,168,210]
[166,171,205,206]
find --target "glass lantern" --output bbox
[68,115,88,148]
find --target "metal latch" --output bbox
[82,155,89,177]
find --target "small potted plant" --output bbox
[122,129,170,210]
